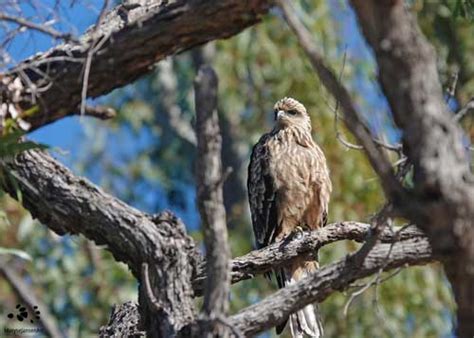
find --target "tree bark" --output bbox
[0,150,198,336]
[0,0,270,133]
[349,1,474,336]
[194,65,231,336]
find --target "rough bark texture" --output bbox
[229,237,434,336]
[194,65,231,336]
[0,150,198,337]
[350,1,474,336]
[99,301,143,337]
[0,0,270,133]
[192,222,426,295]
[96,223,433,336]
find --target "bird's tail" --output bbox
[275,260,323,338]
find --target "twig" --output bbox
[141,263,162,313]
[0,13,78,42]
[75,105,117,120]
[454,97,474,122]
[445,70,458,105]
[80,0,110,116]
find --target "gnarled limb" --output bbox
[0,0,271,133]
[0,150,198,336]
[350,1,474,336]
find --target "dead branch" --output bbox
[192,222,425,295]
[0,13,77,42]
[194,65,231,336]
[350,1,474,336]
[229,237,433,336]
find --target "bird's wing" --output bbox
[247,134,279,249]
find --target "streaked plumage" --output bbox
[248,97,332,338]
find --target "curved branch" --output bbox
[192,222,426,295]
[229,237,433,336]
[0,150,198,336]
[0,0,271,133]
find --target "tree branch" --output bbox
[229,236,433,336]
[0,150,198,336]
[194,65,231,336]
[349,1,474,336]
[0,0,271,133]
[192,222,426,295]
[0,13,77,42]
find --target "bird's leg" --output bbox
[292,225,305,240]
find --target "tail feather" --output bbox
[275,262,323,337]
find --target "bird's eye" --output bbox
[287,109,298,116]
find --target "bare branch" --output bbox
[228,236,433,336]
[0,0,271,133]
[192,222,426,295]
[349,1,474,335]
[0,13,77,42]
[194,65,231,336]
[79,0,111,117]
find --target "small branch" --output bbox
[194,65,231,336]
[0,13,78,42]
[454,97,474,122]
[79,0,111,116]
[0,261,63,338]
[74,105,117,120]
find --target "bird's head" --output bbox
[273,97,311,131]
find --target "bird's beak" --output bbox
[276,110,285,120]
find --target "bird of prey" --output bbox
[248,97,332,338]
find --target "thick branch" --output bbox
[194,65,231,335]
[0,0,270,133]
[229,237,433,336]
[0,150,197,335]
[350,1,474,336]
[192,222,426,295]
